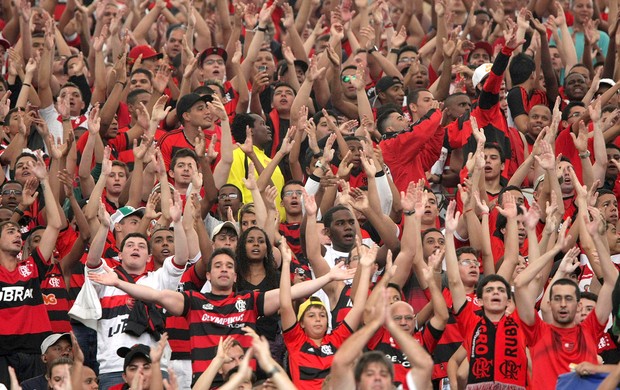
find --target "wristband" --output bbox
[22,83,32,87]
[403,210,415,216]
[254,25,268,33]
[13,207,24,216]
[579,150,591,159]
[265,367,279,378]
[390,48,400,54]
[116,81,127,87]
[384,23,393,28]
[368,45,378,54]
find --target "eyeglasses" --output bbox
[341,75,357,83]
[283,190,303,197]
[1,189,22,196]
[204,59,225,66]
[218,193,239,200]
[459,259,480,267]
[398,57,416,63]
[393,315,416,321]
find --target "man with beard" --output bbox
[515,204,618,389]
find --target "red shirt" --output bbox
[521,309,605,390]
[284,321,353,389]
[158,126,222,171]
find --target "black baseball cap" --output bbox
[176,92,214,120]
[117,344,152,371]
[198,47,228,66]
[375,76,403,93]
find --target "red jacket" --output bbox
[379,109,444,191]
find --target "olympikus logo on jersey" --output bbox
[0,286,34,301]
[201,313,245,326]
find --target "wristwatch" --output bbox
[579,150,591,159]
[315,160,329,172]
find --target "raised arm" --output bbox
[514,221,568,325]
[445,200,467,312]
[278,242,297,331]
[31,151,62,261]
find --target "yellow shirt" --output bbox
[227,146,286,218]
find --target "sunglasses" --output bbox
[341,75,357,83]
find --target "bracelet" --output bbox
[368,45,378,54]
[403,210,415,216]
[390,48,400,54]
[464,208,473,214]
[62,118,71,122]
[254,25,268,33]
[384,23,393,28]
[22,83,31,87]
[579,150,591,159]
[13,207,24,216]
[433,269,442,274]
[115,81,127,88]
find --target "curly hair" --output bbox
[235,226,279,291]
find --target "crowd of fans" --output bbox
[1,0,620,388]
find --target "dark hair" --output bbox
[407,88,430,107]
[549,278,581,301]
[354,351,394,382]
[376,107,401,134]
[422,228,444,240]
[1,180,23,191]
[603,104,617,114]
[207,247,237,273]
[111,160,129,176]
[497,186,523,205]
[281,180,304,198]
[15,152,36,167]
[494,207,524,239]
[455,246,479,260]
[386,282,404,301]
[62,54,87,75]
[312,109,338,126]
[476,274,511,299]
[509,53,536,85]
[120,233,151,253]
[224,365,256,383]
[231,113,257,144]
[235,226,279,291]
[271,82,297,99]
[130,68,153,81]
[561,101,586,121]
[322,205,351,228]
[59,82,83,99]
[340,65,358,76]
[202,80,226,97]
[606,143,620,153]
[170,148,198,170]
[483,142,505,162]
[166,23,187,39]
[127,89,152,106]
[581,291,598,302]
[397,45,418,61]
[3,107,23,126]
[219,184,243,203]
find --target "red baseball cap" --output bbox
[198,47,228,66]
[129,45,164,62]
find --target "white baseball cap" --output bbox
[472,63,493,89]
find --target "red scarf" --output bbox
[468,314,527,387]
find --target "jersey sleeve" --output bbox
[418,321,444,353]
[283,322,306,349]
[507,87,528,120]
[518,310,546,347]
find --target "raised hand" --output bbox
[570,121,589,152]
[144,192,162,221]
[169,190,183,223]
[98,202,112,228]
[243,162,258,191]
[150,333,169,363]
[303,189,317,215]
[558,246,581,275]
[30,151,49,180]
[350,187,370,212]
[238,126,254,155]
[523,201,541,230]
[445,200,460,234]
[585,206,606,237]
[496,191,517,218]
[534,139,555,171]
[423,248,445,282]
[20,178,39,207]
[337,151,354,179]
[329,260,358,281]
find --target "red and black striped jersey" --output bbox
[182,290,265,379]
[367,323,443,389]
[283,321,353,390]
[41,263,72,333]
[432,289,481,381]
[166,265,206,360]
[0,248,52,354]
[330,285,352,330]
